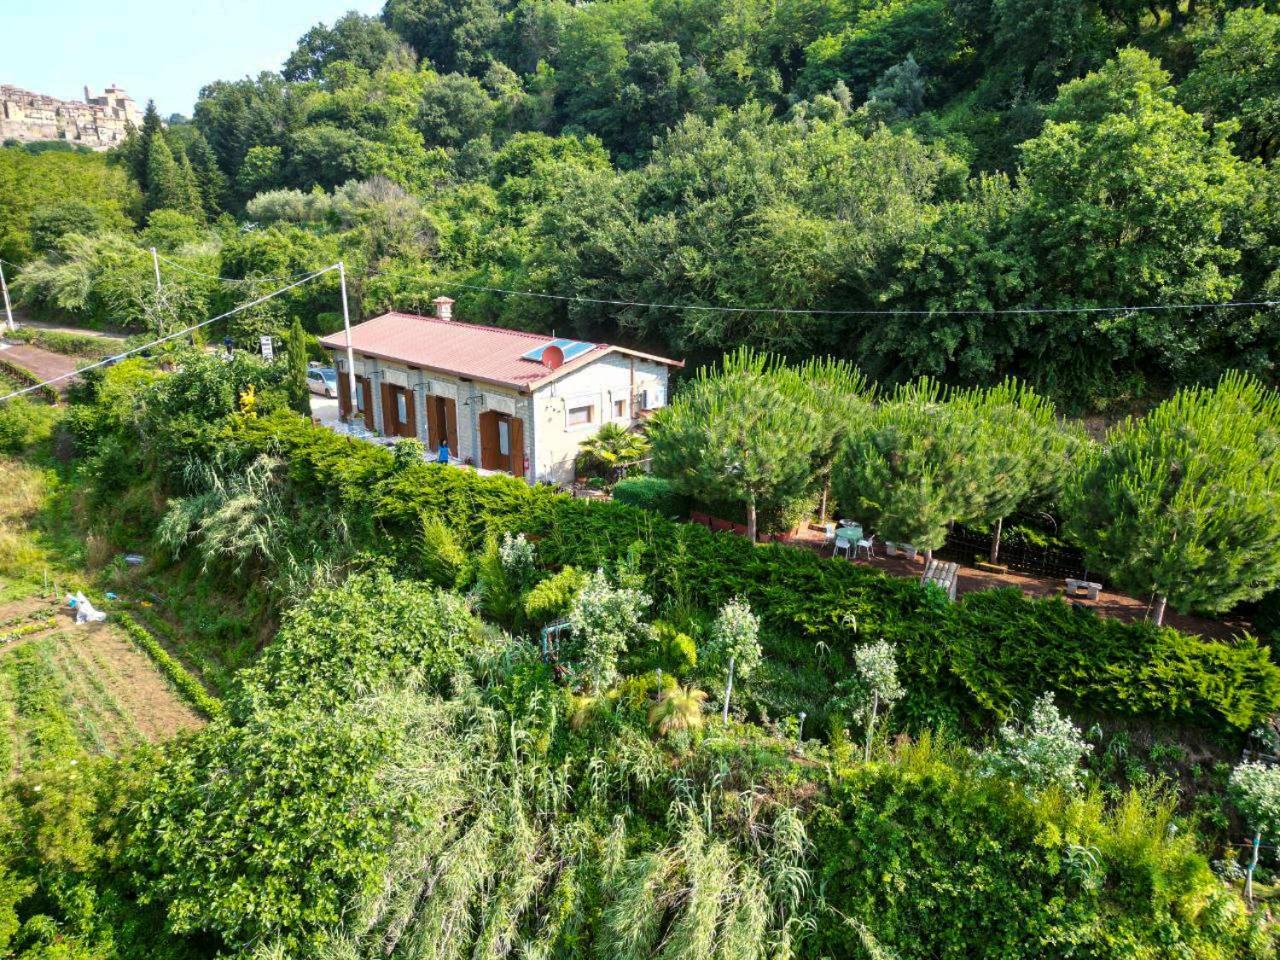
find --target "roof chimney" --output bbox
[433,296,454,321]
[541,344,564,370]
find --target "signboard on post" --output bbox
[260,335,275,362]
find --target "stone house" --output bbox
[0,83,139,150]
[318,298,682,486]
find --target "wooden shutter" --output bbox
[361,379,375,431]
[508,416,525,478]
[479,411,500,470]
[443,398,459,451]
[426,396,442,449]
[337,371,351,419]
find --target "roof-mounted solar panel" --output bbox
[522,338,594,363]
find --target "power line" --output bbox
[155,255,321,285]
[443,280,1280,318]
[0,264,341,404]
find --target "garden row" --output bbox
[239,411,1280,736]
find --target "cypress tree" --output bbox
[176,151,205,221]
[185,131,228,217]
[136,100,164,189]
[145,134,182,212]
[286,317,311,417]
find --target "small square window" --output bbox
[567,405,593,427]
[614,399,627,418]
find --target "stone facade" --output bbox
[1,83,140,150]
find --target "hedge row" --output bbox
[239,412,1280,734]
[116,611,224,719]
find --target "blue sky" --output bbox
[2,0,384,116]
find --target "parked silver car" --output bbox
[307,367,338,398]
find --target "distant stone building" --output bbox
[1,83,141,150]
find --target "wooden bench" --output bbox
[1065,578,1102,601]
[921,559,958,600]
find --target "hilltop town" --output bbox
[0,82,140,150]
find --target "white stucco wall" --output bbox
[333,349,670,487]
[531,353,670,487]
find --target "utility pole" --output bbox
[0,260,14,332]
[150,247,163,336]
[339,261,357,423]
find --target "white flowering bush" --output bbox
[1230,761,1280,839]
[567,569,652,692]
[708,597,762,720]
[499,532,536,584]
[981,692,1091,793]
[834,640,904,760]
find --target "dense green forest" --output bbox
[3,0,1279,407]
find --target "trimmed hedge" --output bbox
[234,411,1280,733]
[116,611,223,719]
[612,474,690,517]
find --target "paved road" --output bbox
[310,394,340,425]
[0,342,80,393]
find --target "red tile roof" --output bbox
[319,312,680,391]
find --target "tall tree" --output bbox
[283,12,414,81]
[1015,49,1252,391]
[285,317,310,417]
[1065,372,1280,625]
[649,358,821,542]
[144,135,184,213]
[955,379,1078,563]
[833,378,985,559]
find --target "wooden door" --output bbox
[508,415,525,478]
[337,371,351,419]
[443,398,459,452]
[479,411,501,471]
[426,396,442,449]
[358,377,375,431]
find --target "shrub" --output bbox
[419,514,467,588]
[229,571,481,718]
[612,475,689,517]
[523,565,585,626]
[0,397,58,453]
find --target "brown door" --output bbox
[337,371,351,419]
[479,410,501,471]
[478,411,524,476]
[358,377,375,431]
[384,385,415,438]
[425,396,463,454]
[508,415,525,478]
[443,398,459,453]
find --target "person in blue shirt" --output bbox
[437,438,450,464]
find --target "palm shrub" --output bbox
[1066,372,1280,624]
[648,685,708,738]
[649,356,821,542]
[419,514,467,588]
[834,378,986,557]
[576,422,650,482]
